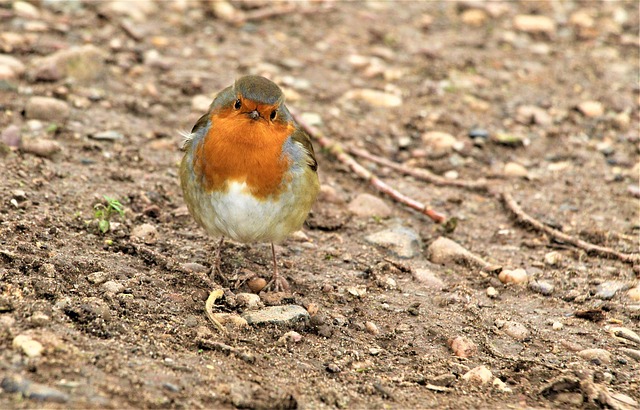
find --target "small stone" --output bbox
[449,336,477,358]
[13,335,44,357]
[493,378,512,393]
[578,348,612,364]
[130,223,158,245]
[552,321,563,330]
[365,321,379,335]
[498,268,528,285]
[503,162,528,178]
[13,1,40,18]
[30,312,50,327]
[236,293,261,310]
[101,280,125,294]
[595,281,629,300]
[90,130,124,141]
[427,237,488,267]
[421,131,462,155]
[0,54,26,80]
[544,251,563,267]
[180,262,208,273]
[87,271,109,285]
[462,365,492,385]
[21,139,61,158]
[569,10,595,29]
[627,287,640,302]
[212,313,248,329]
[29,45,105,82]
[318,184,345,204]
[1,124,21,147]
[515,105,552,126]
[326,363,341,373]
[348,193,391,218]
[277,330,302,345]
[242,305,310,327]
[412,268,444,289]
[513,14,556,35]
[493,132,527,146]
[529,280,554,296]
[365,226,422,259]
[209,0,243,23]
[247,277,267,293]
[1,376,69,403]
[342,88,402,108]
[577,100,604,117]
[12,189,27,202]
[191,94,212,112]
[24,97,70,123]
[346,286,367,297]
[468,128,489,140]
[501,321,529,341]
[461,9,487,26]
[486,286,498,298]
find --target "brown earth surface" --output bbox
[1,1,639,409]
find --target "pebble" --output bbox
[513,14,556,35]
[577,100,604,117]
[87,271,109,285]
[101,280,125,294]
[24,97,70,123]
[13,1,40,18]
[462,365,493,385]
[515,105,552,126]
[421,131,463,155]
[235,293,261,310]
[544,251,563,267]
[486,286,498,298]
[0,54,26,80]
[552,321,563,330]
[1,376,69,403]
[500,321,530,341]
[448,336,477,358]
[247,277,267,293]
[90,130,124,141]
[130,223,158,245]
[461,9,487,26]
[1,124,21,147]
[347,193,391,218]
[493,378,512,393]
[503,162,528,178]
[180,262,208,273]
[12,334,44,357]
[242,305,310,327]
[578,348,612,364]
[492,132,527,146]
[595,281,629,300]
[412,268,444,290]
[277,330,302,345]
[29,45,105,82]
[212,313,248,329]
[529,279,554,296]
[627,287,640,302]
[365,321,379,335]
[342,88,402,108]
[498,268,528,285]
[365,226,422,259]
[21,138,61,158]
[427,237,488,267]
[468,128,489,140]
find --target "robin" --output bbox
[180,75,320,291]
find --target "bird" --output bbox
[180,75,319,292]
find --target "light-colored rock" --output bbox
[242,305,310,327]
[413,268,444,289]
[421,131,462,154]
[209,0,243,23]
[578,348,612,364]
[498,268,528,285]
[365,226,422,258]
[595,281,629,300]
[627,287,640,302]
[461,9,488,26]
[365,321,379,335]
[544,251,563,267]
[86,271,109,285]
[1,124,21,147]
[13,1,40,18]
[552,321,563,330]
[487,286,498,298]
[462,365,493,384]
[529,280,554,296]
[247,277,266,293]
[29,45,105,82]
[577,100,604,117]
[13,335,44,357]
[104,0,157,21]
[427,237,488,267]
[101,280,125,294]
[569,10,595,29]
[90,130,124,141]
[503,162,528,178]
[277,330,302,345]
[0,55,26,80]
[501,321,530,341]
[24,97,70,123]
[515,105,552,125]
[493,377,512,393]
[348,193,391,218]
[21,139,61,158]
[513,14,556,35]
[130,223,158,245]
[299,112,323,127]
[449,336,477,358]
[342,89,402,108]
[236,293,261,310]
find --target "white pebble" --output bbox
[498,268,528,284]
[462,365,492,385]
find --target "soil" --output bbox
[1,1,639,409]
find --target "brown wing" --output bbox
[291,127,317,172]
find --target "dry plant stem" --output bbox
[502,192,640,265]
[292,112,446,223]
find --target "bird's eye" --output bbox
[270,110,277,121]
[234,99,241,109]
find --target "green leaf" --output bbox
[98,219,110,234]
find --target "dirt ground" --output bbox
[1,1,639,409]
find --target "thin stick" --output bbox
[502,192,640,264]
[292,112,446,223]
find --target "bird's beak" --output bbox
[247,110,260,120]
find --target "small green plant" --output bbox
[93,196,125,234]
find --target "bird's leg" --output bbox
[210,236,228,286]
[266,242,290,292]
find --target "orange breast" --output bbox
[193,110,294,199]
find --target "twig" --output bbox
[502,192,640,265]
[292,112,446,223]
[349,147,490,192]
